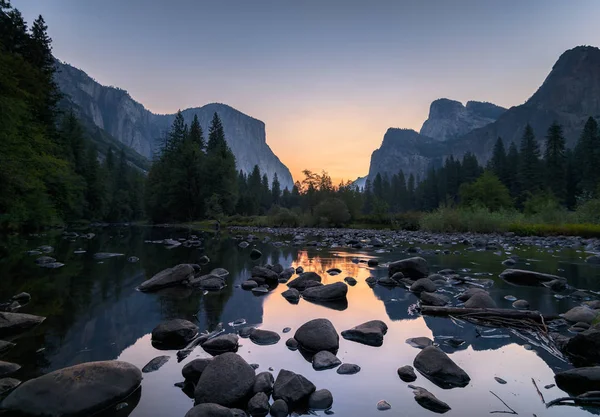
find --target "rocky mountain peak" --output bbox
[420,98,506,142]
[527,45,600,115]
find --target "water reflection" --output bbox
[0,227,596,416]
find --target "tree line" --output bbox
[0,1,143,230]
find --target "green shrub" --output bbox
[313,198,351,227]
[459,171,513,211]
[576,199,600,224]
[267,207,300,227]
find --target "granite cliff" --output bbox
[55,62,294,190]
[368,46,600,182]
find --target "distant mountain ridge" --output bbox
[420,99,506,141]
[54,61,294,190]
[368,45,600,182]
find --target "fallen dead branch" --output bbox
[490,390,518,414]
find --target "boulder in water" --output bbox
[1,361,142,416]
[341,320,388,347]
[388,257,428,278]
[413,346,470,389]
[294,318,339,353]
[272,369,316,406]
[138,264,195,291]
[194,353,255,407]
[151,319,198,348]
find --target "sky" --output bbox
[14,0,600,183]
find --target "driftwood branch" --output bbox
[421,306,557,322]
[531,378,545,403]
[546,396,600,407]
[489,391,518,415]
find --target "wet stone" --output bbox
[376,400,391,411]
[337,363,361,375]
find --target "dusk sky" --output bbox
[14,0,600,183]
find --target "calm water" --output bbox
[1,226,599,417]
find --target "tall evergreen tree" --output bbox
[271,173,281,205]
[576,117,600,196]
[518,124,542,196]
[506,141,520,198]
[167,110,186,153]
[544,122,566,201]
[189,114,205,150]
[488,137,508,186]
[407,174,416,210]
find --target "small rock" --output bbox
[376,400,391,411]
[247,392,270,416]
[410,278,436,294]
[272,369,316,406]
[464,292,497,308]
[151,319,198,348]
[312,351,341,370]
[253,371,274,395]
[413,346,470,389]
[201,334,239,355]
[142,355,170,373]
[512,299,530,309]
[250,249,262,259]
[341,320,387,347]
[406,337,433,349]
[308,389,333,409]
[270,399,288,417]
[561,306,598,324]
[420,292,449,306]
[285,338,299,350]
[294,318,339,353]
[494,377,507,384]
[397,365,417,382]
[242,280,258,290]
[344,277,357,286]
[281,288,300,303]
[182,358,212,384]
[337,363,361,375]
[250,329,281,346]
[412,386,451,413]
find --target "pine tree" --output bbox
[506,141,520,198]
[205,112,237,214]
[565,149,578,210]
[167,110,186,153]
[461,152,481,184]
[247,165,262,215]
[271,173,281,205]
[576,117,600,196]
[83,144,104,219]
[488,137,508,186]
[544,122,566,201]
[518,124,542,196]
[407,174,416,210]
[189,114,205,150]
[261,173,271,212]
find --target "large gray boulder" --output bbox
[561,306,598,324]
[555,366,600,395]
[251,266,279,281]
[0,312,46,338]
[182,358,213,384]
[294,318,339,353]
[188,274,226,290]
[410,278,436,293]
[253,371,274,395]
[341,320,388,347]
[302,282,348,301]
[138,264,196,291]
[287,272,322,291]
[0,361,20,378]
[151,319,198,348]
[272,369,316,405]
[201,334,239,355]
[194,353,256,407]
[269,399,288,417]
[499,269,566,287]
[464,292,497,308]
[388,257,428,278]
[1,361,141,416]
[564,329,600,365]
[413,346,471,389]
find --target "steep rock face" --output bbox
[368,46,600,181]
[367,129,444,181]
[55,62,294,190]
[420,99,506,141]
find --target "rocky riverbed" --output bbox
[0,225,599,416]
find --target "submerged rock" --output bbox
[406,337,433,349]
[376,400,391,410]
[512,299,530,309]
[194,353,255,407]
[138,264,195,291]
[302,282,348,302]
[555,366,600,395]
[499,269,566,287]
[1,361,141,416]
[294,318,339,353]
[250,249,262,259]
[0,361,20,378]
[272,369,316,406]
[388,257,428,278]
[93,252,124,260]
[287,272,322,291]
[151,319,198,348]
[457,288,488,302]
[185,403,243,417]
[341,320,388,347]
[0,312,46,338]
[412,386,451,413]
[337,363,361,375]
[413,346,471,389]
[410,278,437,293]
[0,340,15,355]
[249,329,280,346]
[420,292,449,306]
[0,377,20,396]
[141,355,170,373]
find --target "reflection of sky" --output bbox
[5,228,598,416]
[117,244,589,417]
